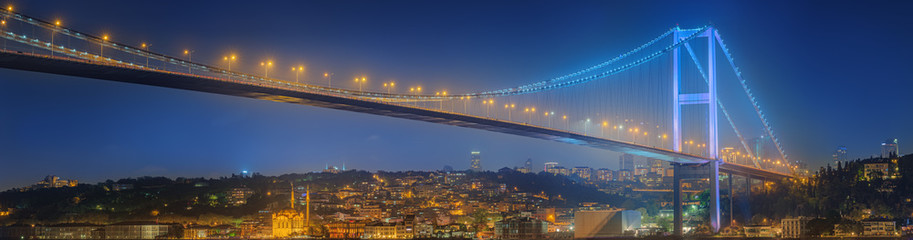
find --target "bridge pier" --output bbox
[673,163,682,236]
[744,174,752,224]
[709,161,721,233]
[727,172,733,229]
[672,161,721,236]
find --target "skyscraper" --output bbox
[470,151,482,172]
[749,136,770,161]
[882,139,899,158]
[524,158,532,173]
[544,162,559,173]
[832,146,847,163]
[618,154,634,171]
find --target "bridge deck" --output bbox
[0,51,790,179]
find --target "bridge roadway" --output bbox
[0,51,790,180]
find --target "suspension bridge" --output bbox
[0,8,801,234]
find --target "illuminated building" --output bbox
[272,183,305,237]
[549,166,569,175]
[864,163,890,180]
[25,175,78,190]
[105,221,177,239]
[228,187,254,206]
[572,167,592,180]
[524,158,532,173]
[617,170,633,182]
[327,221,366,239]
[517,158,533,173]
[363,222,412,239]
[595,168,614,182]
[37,223,103,239]
[882,138,899,158]
[543,162,558,173]
[750,136,770,161]
[494,216,548,239]
[862,221,896,236]
[832,145,847,163]
[470,151,482,172]
[574,210,640,238]
[781,217,810,238]
[649,158,665,175]
[323,163,346,174]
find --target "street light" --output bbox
[354,77,366,91]
[505,104,515,121]
[223,55,236,79]
[1,20,6,50]
[545,112,552,128]
[292,66,304,83]
[324,72,334,88]
[260,61,273,78]
[141,43,150,67]
[562,115,568,130]
[183,50,194,73]
[585,118,591,136]
[383,81,395,94]
[51,20,61,57]
[482,99,493,117]
[661,134,668,149]
[100,35,109,59]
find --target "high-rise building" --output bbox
[618,154,634,171]
[572,167,593,181]
[544,162,559,173]
[649,158,665,175]
[882,139,898,158]
[470,151,482,171]
[750,136,770,161]
[524,159,533,173]
[595,168,614,182]
[832,146,847,163]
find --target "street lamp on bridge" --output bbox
[354,77,366,91]
[100,35,109,59]
[223,55,236,79]
[51,20,61,57]
[504,104,515,121]
[183,50,194,73]
[260,61,273,78]
[1,20,6,50]
[292,66,305,83]
[562,115,568,130]
[324,72,333,88]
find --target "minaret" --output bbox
[305,185,311,235]
[290,182,295,209]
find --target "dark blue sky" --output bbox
[1,0,911,190]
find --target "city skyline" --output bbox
[2,0,912,191]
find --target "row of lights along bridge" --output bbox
[3,5,797,173]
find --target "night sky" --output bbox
[1,0,911,190]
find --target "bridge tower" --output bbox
[671,26,722,235]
